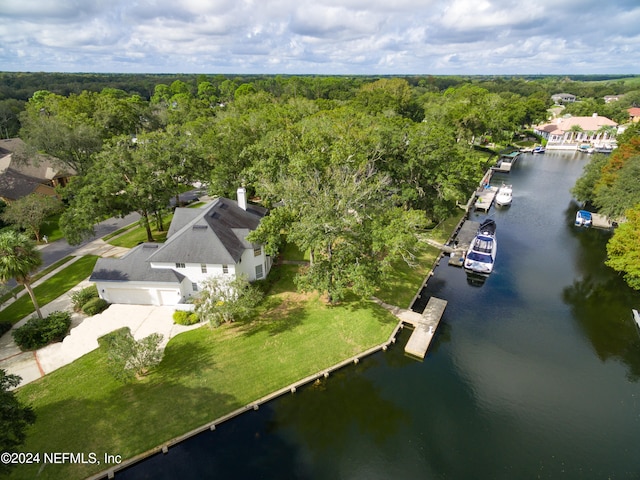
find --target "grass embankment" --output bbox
[106,214,174,248]
[11,213,464,480]
[13,263,397,480]
[375,212,465,308]
[0,256,99,325]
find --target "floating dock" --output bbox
[474,186,498,212]
[404,297,448,359]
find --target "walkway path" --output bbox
[0,235,132,388]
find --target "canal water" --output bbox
[118,151,640,479]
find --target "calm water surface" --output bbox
[119,151,640,479]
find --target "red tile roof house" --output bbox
[534,114,618,150]
[628,107,640,123]
[90,188,273,306]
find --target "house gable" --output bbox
[90,193,272,306]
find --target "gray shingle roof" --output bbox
[148,197,267,264]
[0,169,42,200]
[90,243,186,283]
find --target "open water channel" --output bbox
[118,151,640,479]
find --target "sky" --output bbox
[0,0,639,75]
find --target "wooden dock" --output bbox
[592,213,613,229]
[448,220,480,266]
[404,297,448,359]
[474,186,498,212]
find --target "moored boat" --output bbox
[495,184,513,207]
[464,219,497,275]
[575,210,592,227]
[532,146,546,154]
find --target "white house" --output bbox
[90,188,273,306]
[551,93,576,104]
[534,114,618,150]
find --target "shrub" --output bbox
[70,285,98,312]
[12,311,71,351]
[0,321,12,337]
[82,297,109,316]
[100,327,164,382]
[173,310,199,325]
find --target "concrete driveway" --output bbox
[1,304,202,388]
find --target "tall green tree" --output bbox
[18,91,103,174]
[0,370,36,476]
[60,135,174,244]
[0,231,43,319]
[594,155,640,218]
[250,163,427,303]
[606,205,640,289]
[1,194,63,242]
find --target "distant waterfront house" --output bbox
[551,93,576,104]
[90,188,273,306]
[628,107,640,123]
[604,95,624,103]
[0,138,74,202]
[534,114,618,150]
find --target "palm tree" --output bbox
[0,231,43,319]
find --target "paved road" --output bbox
[3,212,141,290]
[4,187,205,286]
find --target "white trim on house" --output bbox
[90,191,272,306]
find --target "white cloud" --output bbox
[0,0,637,74]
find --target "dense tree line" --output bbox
[572,123,640,289]
[8,73,638,300]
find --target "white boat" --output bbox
[575,210,592,227]
[633,309,640,330]
[464,219,497,275]
[532,146,545,154]
[495,184,513,206]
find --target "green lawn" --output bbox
[12,264,397,480]
[375,212,465,308]
[0,256,75,305]
[101,223,137,242]
[0,256,99,324]
[374,245,440,308]
[107,214,173,248]
[39,212,64,244]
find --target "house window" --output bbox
[222,265,229,274]
[254,246,262,257]
[201,264,207,273]
[255,264,263,280]
[175,263,185,269]
[192,283,198,291]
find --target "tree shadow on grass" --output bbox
[155,333,220,381]
[341,298,399,327]
[13,374,241,480]
[235,294,308,338]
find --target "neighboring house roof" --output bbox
[0,169,51,200]
[90,243,186,283]
[551,93,576,102]
[148,197,267,265]
[628,107,640,117]
[536,115,617,135]
[0,138,74,180]
[0,138,74,201]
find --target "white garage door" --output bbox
[158,289,181,306]
[104,288,155,305]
